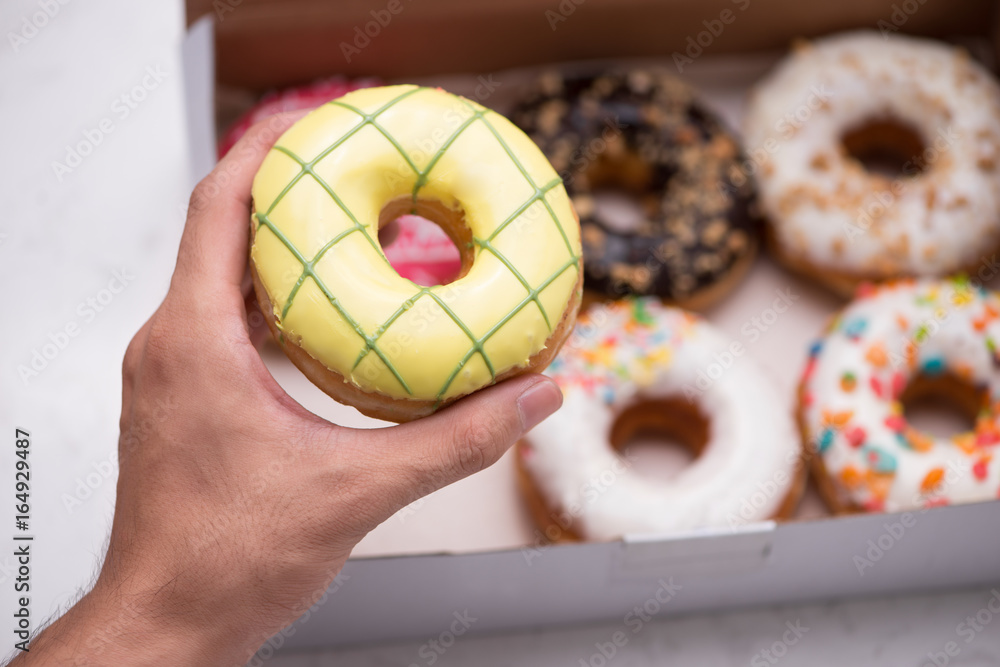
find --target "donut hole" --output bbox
[841,118,927,179]
[584,151,658,234]
[377,198,470,287]
[591,190,649,234]
[609,398,708,482]
[900,373,983,439]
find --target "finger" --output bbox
[338,375,563,514]
[173,110,311,297]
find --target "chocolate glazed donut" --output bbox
[511,70,759,309]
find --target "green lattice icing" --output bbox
[251,85,582,403]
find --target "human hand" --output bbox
[10,111,562,666]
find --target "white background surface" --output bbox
[1,0,999,665]
[0,0,192,642]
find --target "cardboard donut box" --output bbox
[182,0,1000,650]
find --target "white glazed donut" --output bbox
[799,278,1000,513]
[744,31,1000,294]
[518,299,803,541]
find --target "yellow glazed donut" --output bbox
[250,85,583,422]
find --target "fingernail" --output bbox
[517,379,563,432]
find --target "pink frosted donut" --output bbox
[381,215,462,287]
[218,76,380,156]
[221,77,463,286]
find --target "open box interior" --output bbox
[182,0,1000,648]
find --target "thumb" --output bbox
[172,110,310,297]
[348,375,562,514]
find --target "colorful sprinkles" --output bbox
[546,298,694,403]
[801,278,1000,512]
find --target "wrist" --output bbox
[8,583,260,667]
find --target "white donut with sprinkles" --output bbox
[518,299,803,541]
[744,31,1000,294]
[799,278,1000,513]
